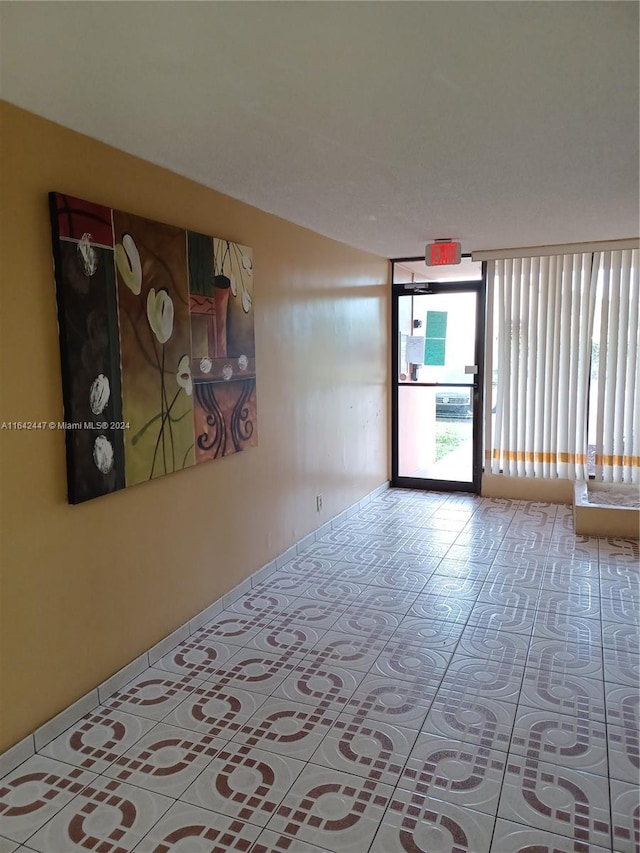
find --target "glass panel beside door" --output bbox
[392,285,484,491]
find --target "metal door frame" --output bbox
[391,260,486,493]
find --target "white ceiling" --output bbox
[1,1,638,259]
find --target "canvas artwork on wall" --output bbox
[49,192,257,504]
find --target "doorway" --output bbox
[391,263,485,492]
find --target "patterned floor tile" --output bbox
[603,646,640,687]
[266,765,392,852]
[332,545,398,568]
[599,538,640,566]
[164,682,268,736]
[537,589,602,622]
[599,561,640,582]
[103,724,226,797]
[540,570,600,598]
[0,757,95,844]
[466,603,536,635]
[509,706,608,775]
[368,566,432,593]
[610,779,640,853]
[600,583,640,625]
[547,533,600,562]
[232,698,338,760]
[303,631,387,672]
[454,529,507,550]
[512,504,558,524]
[605,683,639,730]
[274,661,363,712]
[104,668,203,721]
[478,566,542,596]
[391,615,465,651]
[476,584,540,610]
[252,575,312,598]
[134,803,261,853]
[433,558,490,579]
[298,580,366,605]
[197,613,271,646]
[310,713,416,785]
[532,611,602,646]
[332,606,401,641]
[455,625,529,668]
[296,541,355,561]
[345,674,436,729]
[520,667,606,722]
[155,636,239,680]
[246,623,326,660]
[182,744,304,827]
[39,706,156,773]
[273,598,346,631]
[445,542,499,564]
[369,638,449,685]
[438,657,524,705]
[504,526,553,549]
[499,756,611,848]
[370,788,495,853]
[496,538,550,561]
[351,587,419,615]
[395,540,451,561]
[419,573,485,600]
[408,592,475,624]
[250,829,330,852]
[526,637,603,680]
[490,818,612,853]
[208,649,298,695]
[227,591,297,621]
[318,561,380,584]
[422,694,517,752]
[608,723,640,785]
[276,556,337,576]
[400,732,506,815]
[410,526,459,544]
[485,556,546,586]
[27,777,172,853]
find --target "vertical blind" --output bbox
[485,248,640,484]
[484,254,595,480]
[592,249,640,484]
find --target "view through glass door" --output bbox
[392,281,484,491]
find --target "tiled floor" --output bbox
[1,489,639,853]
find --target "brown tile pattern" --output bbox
[1,489,637,852]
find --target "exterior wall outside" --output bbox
[0,102,390,752]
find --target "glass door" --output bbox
[392,281,485,492]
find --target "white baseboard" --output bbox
[1,480,390,776]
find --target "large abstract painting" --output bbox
[49,193,257,504]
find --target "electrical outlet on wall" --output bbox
[316,494,323,512]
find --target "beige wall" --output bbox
[0,102,390,751]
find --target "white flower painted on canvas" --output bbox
[115,233,142,294]
[77,233,98,276]
[93,435,114,474]
[176,355,193,396]
[89,374,110,415]
[222,364,233,381]
[241,283,252,314]
[200,357,212,374]
[238,355,248,371]
[147,288,174,343]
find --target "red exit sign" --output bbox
[425,241,461,266]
